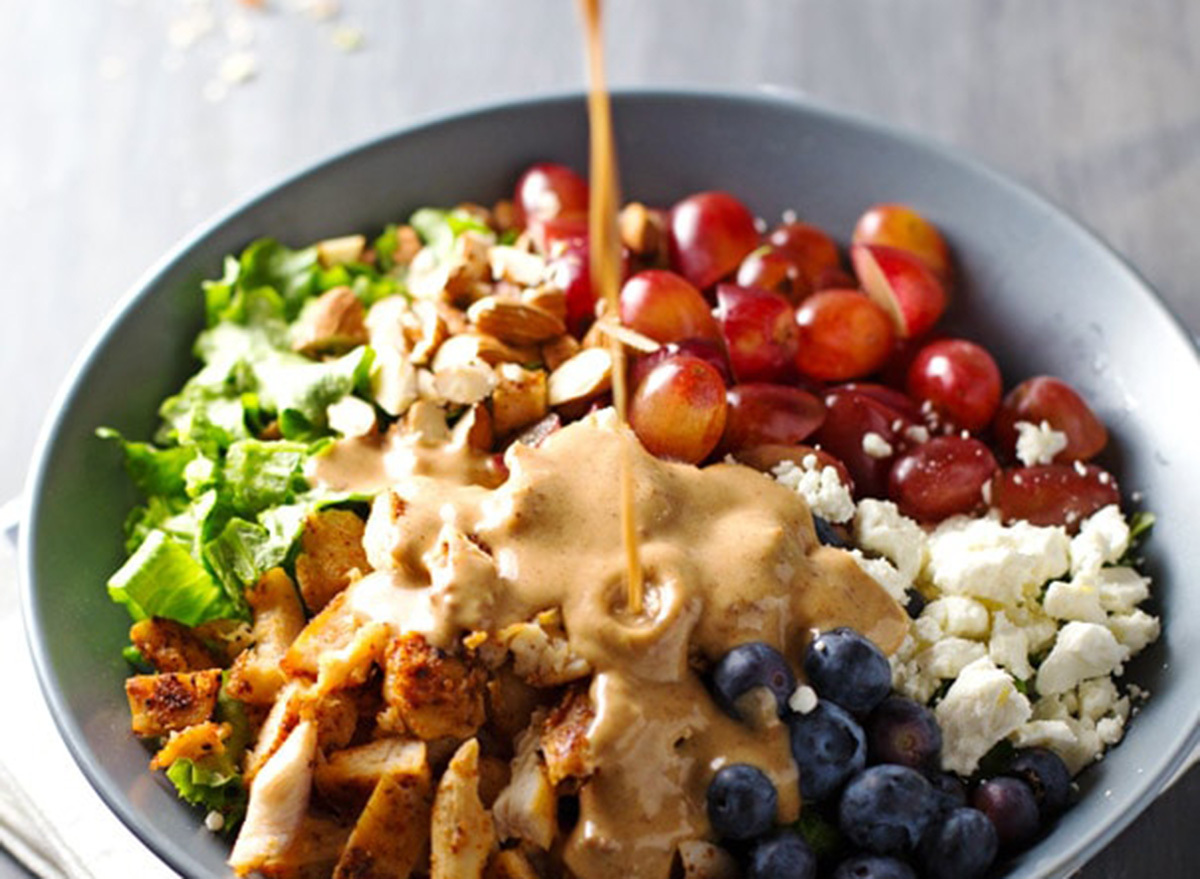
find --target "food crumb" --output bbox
[331,24,364,52]
[788,684,818,715]
[205,811,225,832]
[781,208,798,224]
[219,50,258,84]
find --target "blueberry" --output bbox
[832,853,917,879]
[926,772,968,815]
[804,628,892,714]
[814,515,849,548]
[972,776,1041,852]
[903,588,926,619]
[838,765,938,854]
[866,696,942,769]
[707,764,778,840]
[789,701,867,802]
[748,830,817,879]
[918,807,998,879]
[1007,747,1073,817]
[712,642,796,721]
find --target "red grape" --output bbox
[719,384,826,454]
[835,382,925,423]
[852,204,951,279]
[628,354,728,464]
[715,284,799,383]
[619,270,721,345]
[851,244,948,339]
[668,192,760,289]
[766,221,843,288]
[993,376,1108,462]
[514,162,588,230]
[631,338,733,389]
[794,290,896,381]
[889,436,998,522]
[990,464,1120,531]
[812,389,916,498]
[545,240,596,336]
[906,339,1002,432]
[736,247,811,303]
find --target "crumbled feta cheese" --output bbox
[936,658,1032,775]
[848,551,909,603]
[1106,610,1161,653]
[854,499,928,582]
[773,458,856,524]
[1014,420,1068,466]
[1042,579,1106,623]
[905,424,930,445]
[788,685,818,715]
[988,611,1033,680]
[205,810,225,832]
[862,432,894,459]
[1036,622,1129,695]
[926,516,1070,606]
[1010,719,1077,753]
[1069,505,1130,575]
[923,596,990,639]
[1093,566,1151,614]
[917,637,988,679]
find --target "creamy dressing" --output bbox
[310,416,907,878]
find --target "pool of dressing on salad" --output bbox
[309,417,908,879]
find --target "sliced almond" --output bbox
[401,299,448,366]
[522,284,567,323]
[489,246,547,287]
[445,231,494,304]
[404,400,451,443]
[392,224,423,268]
[618,202,666,257]
[292,286,368,357]
[492,364,549,436]
[433,333,539,372]
[451,403,494,452]
[432,362,497,406]
[468,297,566,346]
[316,234,367,268]
[540,334,580,372]
[547,348,612,408]
[582,315,661,354]
[365,296,410,353]
[327,396,377,438]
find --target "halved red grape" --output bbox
[766,221,843,288]
[668,192,760,289]
[812,389,915,498]
[715,284,799,383]
[545,241,596,336]
[629,355,728,464]
[993,376,1108,462]
[631,338,733,389]
[620,270,721,344]
[732,443,855,494]
[989,464,1120,531]
[736,247,811,303]
[852,203,951,279]
[514,162,588,230]
[720,384,826,454]
[889,436,998,522]
[851,244,948,339]
[794,290,896,381]
[835,382,925,424]
[906,339,1002,432]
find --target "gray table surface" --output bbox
[2,0,1197,876]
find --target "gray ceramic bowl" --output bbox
[21,91,1200,878]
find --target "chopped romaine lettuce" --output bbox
[108,529,246,625]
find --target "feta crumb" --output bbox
[1069,505,1130,575]
[219,50,257,84]
[772,459,855,524]
[917,637,988,679]
[205,810,225,832]
[1014,420,1068,466]
[926,516,1070,606]
[781,208,798,224]
[936,658,1032,775]
[1074,460,1088,477]
[1105,610,1161,653]
[862,431,894,459]
[988,611,1033,679]
[1036,622,1129,695]
[905,424,931,444]
[1042,579,1106,623]
[923,596,990,639]
[1093,566,1151,614]
[848,551,909,603]
[788,685,818,715]
[854,499,928,583]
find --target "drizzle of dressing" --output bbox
[310,416,908,879]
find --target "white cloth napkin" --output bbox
[0,501,177,879]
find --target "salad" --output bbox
[106,161,1159,879]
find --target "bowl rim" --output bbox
[19,86,1200,878]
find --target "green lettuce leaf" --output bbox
[97,428,197,499]
[108,529,245,625]
[222,439,308,515]
[409,207,493,259]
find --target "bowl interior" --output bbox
[22,92,1200,878]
